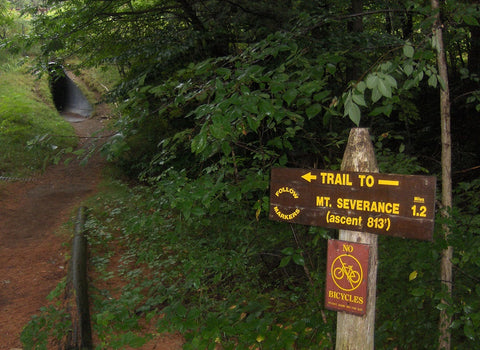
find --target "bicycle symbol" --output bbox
[331,254,363,291]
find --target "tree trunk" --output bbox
[431,1,453,349]
[468,25,480,75]
[336,128,378,350]
[346,0,364,82]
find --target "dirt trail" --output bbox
[0,113,106,349]
[0,101,184,349]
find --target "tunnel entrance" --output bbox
[49,63,93,121]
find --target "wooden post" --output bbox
[336,128,378,350]
[66,206,93,349]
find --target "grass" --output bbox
[0,60,77,177]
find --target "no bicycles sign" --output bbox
[325,239,369,316]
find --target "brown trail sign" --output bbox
[269,169,436,241]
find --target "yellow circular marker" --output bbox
[273,186,301,220]
[331,254,363,292]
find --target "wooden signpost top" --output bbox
[269,168,436,240]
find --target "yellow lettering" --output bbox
[345,174,353,185]
[356,199,363,211]
[274,206,300,220]
[335,199,401,215]
[320,172,328,183]
[392,203,399,215]
[377,201,385,213]
[358,174,375,187]
[363,200,370,212]
[327,290,364,304]
[334,173,342,185]
[327,173,334,184]
[337,198,343,208]
[316,196,331,207]
[326,212,362,227]
[385,202,392,213]
[275,187,299,198]
[319,172,353,186]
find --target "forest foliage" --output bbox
[3,0,480,349]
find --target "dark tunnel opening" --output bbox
[48,63,93,119]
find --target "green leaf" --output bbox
[210,124,228,139]
[221,141,231,156]
[314,90,331,102]
[450,320,462,330]
[366,74,378,89]
[416,70,424,82]
[404,78,419,90]
[306,103,322,119]
[191,207,206,216]
[411,288,425,297]
[191,131,208,154]
[243,96,259,114]
[246,115,261,132]
[283,88,298,106]
[216,67,231,80]
[464,322,476,341]
[279,256,291,268]
[371,87,382,103]
[352,92,367,107]
[384,75,397,89]
[259,99,275,117]
[270,81,285,95]
[344,98,361,126]
[403,44,414,58]
[326,63,336,74]
[299,81,320,96]
[404,64,414,76]
[195,60,213,75]
[436,303,448,311]
[369,104,393,117]
[292,254,305,266]
[409,270,418,281]
[463,15,479,26]
[437,75,447,91]
[356,81,366,93]
[428,74,438,88]
[377,79,391,98]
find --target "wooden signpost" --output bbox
[268,128,436,350]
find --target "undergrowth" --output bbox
[21,174,480,349]
[82,178,336,349]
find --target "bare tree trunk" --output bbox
[431,1,453,349]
